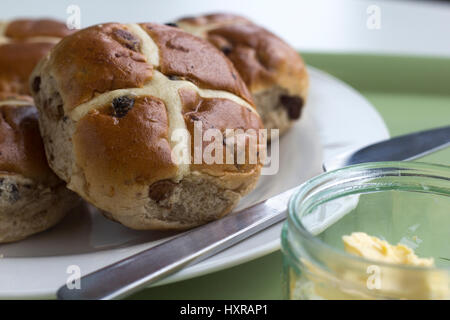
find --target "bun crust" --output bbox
[0,19,73,95]
[177,13,309,136]
[0,95,78,243]
[31,23,264,230]
[0,94,55,184]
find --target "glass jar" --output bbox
[282,162,450,300]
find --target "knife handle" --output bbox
[57,188,296,300]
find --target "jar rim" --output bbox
[287,161,450,273]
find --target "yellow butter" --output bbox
[342,232,434,267]
[296,232,449,300]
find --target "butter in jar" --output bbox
[282,162,450,300]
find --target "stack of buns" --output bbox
[0,19,78,243]
[1,13,308,241]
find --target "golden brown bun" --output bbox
[0,18,74,95]
[0,93,57,185]
[0,95,79,243]
[31,23,264,230]
[177,13,309,137]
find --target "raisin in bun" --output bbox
[0,94,79,243]
[30,23,264,230]
[177,13,309,138]
[0,18,73,95]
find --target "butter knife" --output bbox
[57,125,450,300]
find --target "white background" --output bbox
[1,0,450,57]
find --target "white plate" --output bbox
[0,67,389,299]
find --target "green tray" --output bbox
[129,52,450,300]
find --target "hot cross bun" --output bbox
[0,94,78,242]
[177,13,309,138]
[30,23,265,230]
[0,18,73,95]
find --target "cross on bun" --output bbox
[30,23,265,230]
[177,13,309,138]
[0,19,74,95]
[0,94,78,243]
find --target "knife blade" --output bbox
[323,125,450,172]
[57,125,450,300]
